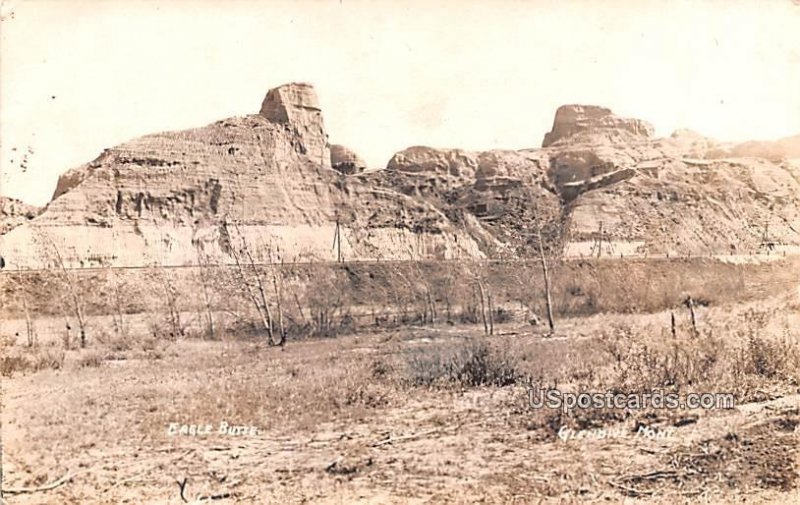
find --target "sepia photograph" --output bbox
[1,0,799,503]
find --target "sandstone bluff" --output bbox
[1,82,799,269]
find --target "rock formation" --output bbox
[330,144,367,175]
[718,134,800,161]
[0,83,481,269]
[2,86,799,269]
[260,82,329,164]
[542,105,654,147]
[0,197,40,235]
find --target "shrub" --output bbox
[77,352,103,368]
[0,343,66,376]
[729,309,800,388]
[492,306,515,324]
[404,338,522,388]
[1,356,31,377]
[596,309,800,402]
[32,347,65,371]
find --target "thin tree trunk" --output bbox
[426,289,436,326]
[113,276,126,337]
[476,280,488,335]
[487,291,494,335]
[198,263,215,339]
[62,316,72,349]
[269,254,285,346]
[671,311,677,339]
[231,248,271,341]
[536,228,555,333]
[243,248,274,344]
[227,223,275,345]
[687,296,697,337]
[293,291,307,325]
[160,271,185,339]
[22,296,35,347]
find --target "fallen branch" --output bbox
[638,447,669,455]
[196,491,236,501]
[628,469,679,481]
[607,480,655,497]
[207,446,245,452]
[371,428,439,447]
[2,471,74,495]
[103,469,151,493]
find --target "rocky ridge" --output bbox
[1,86,799,269]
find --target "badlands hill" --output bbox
[0,197,40,236]
[1,84,799,269]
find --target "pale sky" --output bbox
[2,0,799,206]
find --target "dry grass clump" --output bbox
[386,306,800,436]
[0,345,65,376]
[403,338,522,388]
[499,306,800,435]
[734,308,798,379]
[0,355,30,377]
[598,324,725,392]
[93,326,167,361]
[95,328,135,352]
[33,346,66,370]
[727,308,800,399]
[596,308,800,397]
[76,351,103,368]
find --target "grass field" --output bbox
[2,293,799,504]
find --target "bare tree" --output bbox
[194,245,217,339]
[302,261,353,337]
[487,287,495,335]
[21,290,36,347]
[460,261,492,335]
[4,275,37,347]
[153,267,185,339]
[384,262,437,326]
[476,276,489,335]
[515,186,560,333]
[535,224,555,333]
[35,232,89,347]
[411,262,437,325]
[107,266,128,338]
[224,221,278,346]
[266,247,285,345]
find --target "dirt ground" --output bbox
[2,300,799,504]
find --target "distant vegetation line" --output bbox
[2,251,797,275]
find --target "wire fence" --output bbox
[2,249,799,275]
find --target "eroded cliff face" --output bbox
[1,83,482,268]
[540,111,800,258]
[2,85,799,269]
[379,105,800,259]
